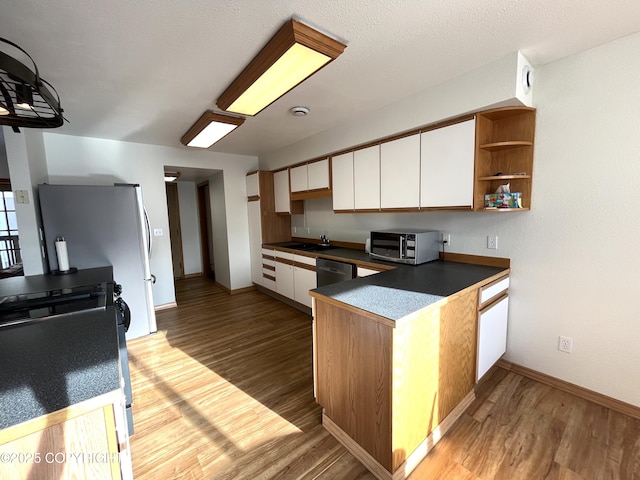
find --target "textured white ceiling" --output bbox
[1,0,640,157]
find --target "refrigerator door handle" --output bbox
[144,206,152,259]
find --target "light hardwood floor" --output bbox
[127,278,640,479]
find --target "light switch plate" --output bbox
[153,228,163,236]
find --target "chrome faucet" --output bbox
[320,234,329,245]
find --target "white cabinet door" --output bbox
[354,145,380,210]
[357,266,382,277]
[261,248,276,291]
[247,200,262,285]
[307,158,330,190]
[332,152,354,211]
[294,266,316,308]
[246,172,259,198]
[380,134,420,209]
[476,294,509,382]
[420,119,475,208]
[273,170,291,213]
[275,260,295,300]
[289,165,308,193]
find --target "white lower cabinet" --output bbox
[294,266,316,308]
[476,286,509,382]
[275,251,295,299]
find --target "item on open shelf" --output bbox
[484,192,522,208]
[495,183,510,193]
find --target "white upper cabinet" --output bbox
[246,171,259,198]
[331,152,354,211]
[274,169,291,213]
[380,134,421,209]
[290,159,330,194]
[420,119,476,208]
[354,145,380,210]
[290,164,308,193]
[308,158,330,190]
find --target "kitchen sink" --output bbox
[287,243,338,252]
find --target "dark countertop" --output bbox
[0,306,120,430]
[311,260,507,321]
[0,266,113,299]
[265,241,508,322]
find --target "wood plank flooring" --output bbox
[127,278,640,479]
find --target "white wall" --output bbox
[0,129,10,178]
[176,181,202,276]
[41,134,257,307]
[261,52,524,170]
[259,36,640,407]
[208,172,230,288]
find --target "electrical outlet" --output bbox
[441,233,451,246]
[558,336,573,353]
[153,228,163,236]
[487,235,498,249]
[306,227,311,234]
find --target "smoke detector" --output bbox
[289,106,310,116]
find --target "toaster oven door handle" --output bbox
[399,235,404,259]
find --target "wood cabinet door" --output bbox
[307,158,330,190]
[331,152,354,211]
[354,145,380,210]
[420,119,475,208]
[273,170,291,213]
[289,164,308,193]
[380,134,420,209]
[246,172,259,198]
[476,294,509,382]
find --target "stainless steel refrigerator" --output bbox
[38,184,157,339]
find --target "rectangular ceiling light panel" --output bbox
[217,19,346,116]
[181,111,244,148]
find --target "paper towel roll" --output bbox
[55,237,70,271]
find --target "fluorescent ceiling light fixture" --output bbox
[164,171,180,182]
[180,111,245,148]
[216,19,346,116]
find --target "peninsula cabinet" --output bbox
[313,288,478,480]
[476,274,510,381]
[380,134,420,209]
[420,118,475,209]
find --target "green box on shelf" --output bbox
[484,192,523,208]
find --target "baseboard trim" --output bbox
[322,413,391,480]
[497,359,640,420]
[254,285,312,316]
[230,285,256,295]
[154,302,177,312]
[183,272,203,279]
[322,390,476,480]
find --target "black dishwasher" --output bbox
[316,258,356,287]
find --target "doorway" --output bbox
[197,181,215,280]
[165,182,185,279]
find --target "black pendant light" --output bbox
[0,38,65,132]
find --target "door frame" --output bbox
[165,181,185,279]
[197,181,213,279]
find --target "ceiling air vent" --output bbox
[0,37,65,132]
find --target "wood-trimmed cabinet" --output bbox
[274,251,317,308]
[476,274,510,381]
[380,134,421,210]
[474,107,536,211]
[0,391,132,480]
[246,171,292,286]
[332,146,381,212]
[290,158,331,201]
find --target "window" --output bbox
[0,182,20,269]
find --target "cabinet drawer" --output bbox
[275,250,294,261]
[261,248,276,258]
[293,254,316,268]
[480,275,509,306]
